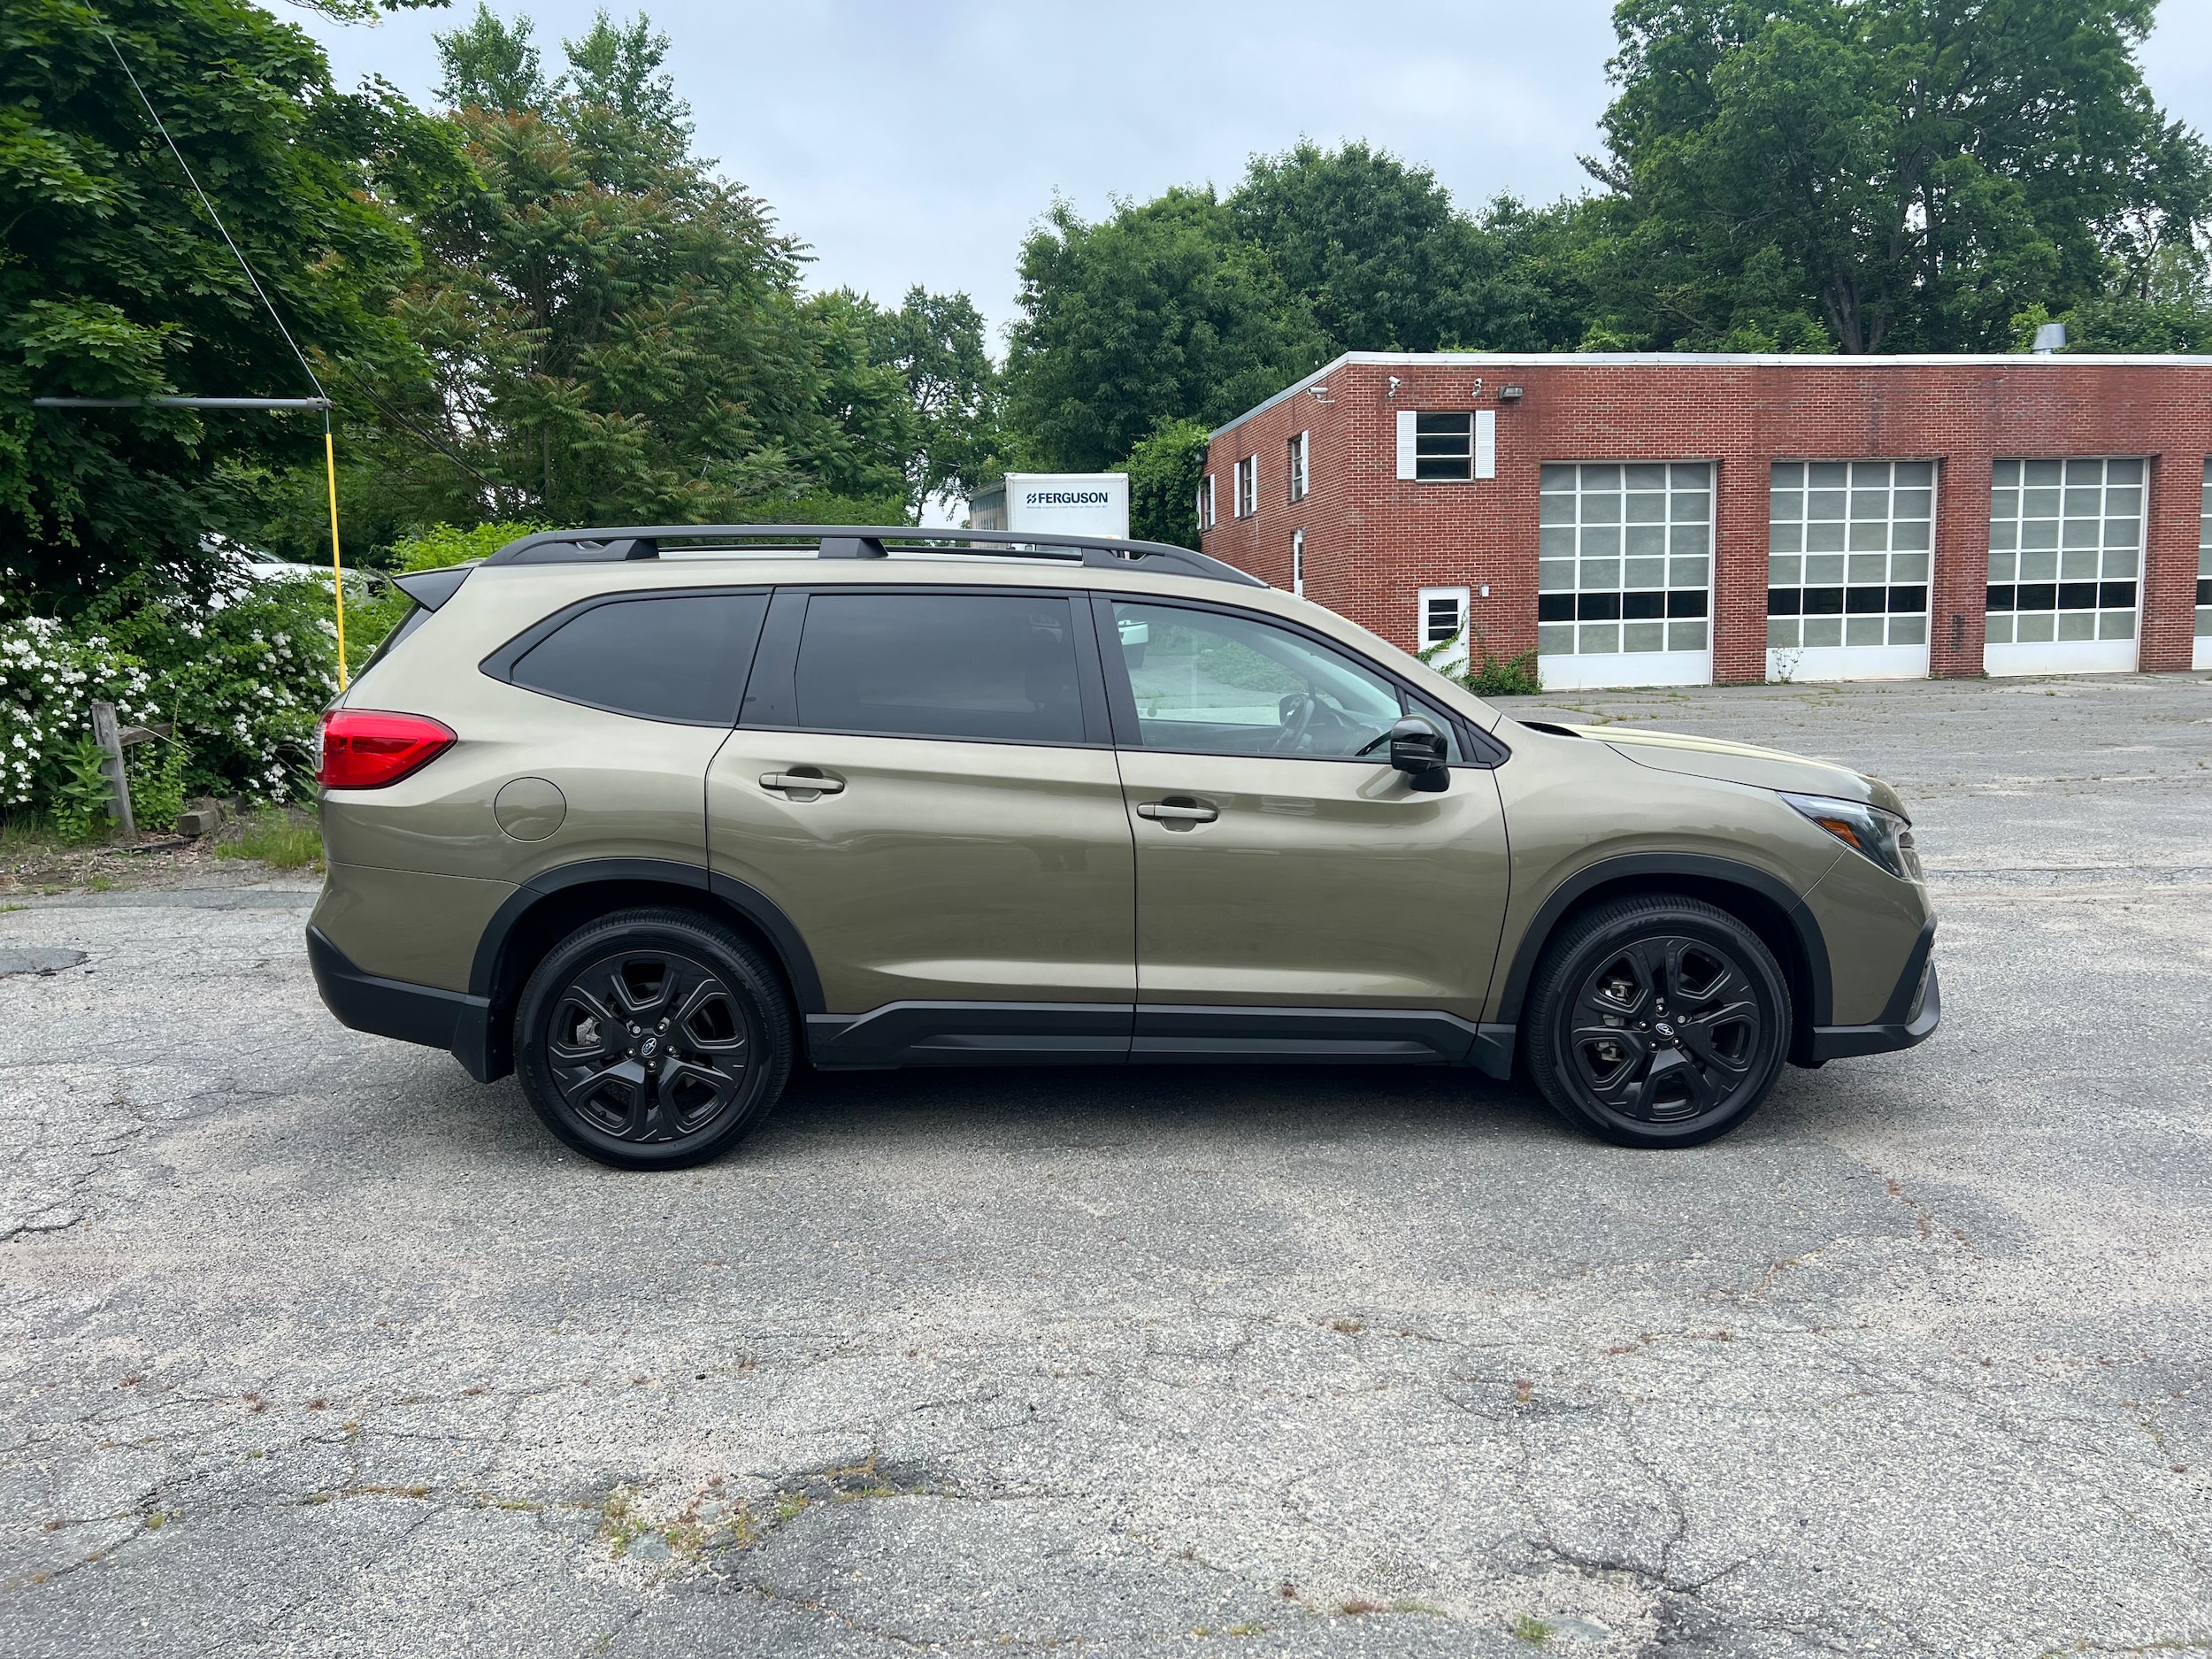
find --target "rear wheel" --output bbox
[1525,895,1790,1148]
[516,908,793,1170]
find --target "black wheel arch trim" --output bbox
[1494,853,1833,1035]
[467,858,826,1070]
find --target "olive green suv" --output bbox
[307,526,1938,1169]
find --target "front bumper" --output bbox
[1806,916,1940,1063]
[306,926,497,1082]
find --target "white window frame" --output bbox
[2198,457,2211,671]
[1234,454,1258,518]
[1764,459,1936,683]
[1288,430,1310,503]
[1196,473,1215,533]
[1418,586,1471,673]
[1985,456,2145,677]
[1537,461,1714,690]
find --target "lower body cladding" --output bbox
[804,1002,1520,1074]
[305,918,1938,1085]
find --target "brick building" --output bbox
[1196,352,2212,688]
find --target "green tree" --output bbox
[1123,417,1211,547]
[332,5,911,537]
[1587,0,2212,352]
[1226,141,1594,354]
[1003,190,1329,472]
[0,0,442,606]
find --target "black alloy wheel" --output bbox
[516,908,792,1169]
[1525,895,1791,1148]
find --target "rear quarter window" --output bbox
[505,592,769,725]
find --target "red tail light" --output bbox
[319,710,457,789]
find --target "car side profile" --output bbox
[307,526,1938,1169]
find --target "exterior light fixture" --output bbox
[1498,384,1525,403]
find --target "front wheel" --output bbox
[515,908,793,1170]
[1525,896,1791,1148]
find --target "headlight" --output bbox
[1780,792,1924,881]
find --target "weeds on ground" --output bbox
[1513,1613,1555,1645]
[217,808,323,871]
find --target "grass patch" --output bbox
[1513,1614,1555,1645]
[218,809,323,872]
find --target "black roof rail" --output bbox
[477,524,1267,588]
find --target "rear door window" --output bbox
[791,592,1087,744]
[509,592,769,724]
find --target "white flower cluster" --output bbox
[0,618,155,807]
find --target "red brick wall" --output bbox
[1198,357,2212,681]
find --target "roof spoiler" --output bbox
[477,525,1266,588]
[391,565,474,611]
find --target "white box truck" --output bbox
[968,472,1129,540]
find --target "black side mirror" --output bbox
[1388,715,1450,793]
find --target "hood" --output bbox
[1509,718,1908,817]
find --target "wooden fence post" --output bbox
[88,701,136,843]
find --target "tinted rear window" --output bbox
[793,592,1085,743]
[511,593,768,724]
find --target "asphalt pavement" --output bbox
[2,671,2208,1657]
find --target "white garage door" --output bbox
[1764,461,1933,681]
[1537,463,1712,691]
[1985,458,2143,675]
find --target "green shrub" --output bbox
[394,521,553,572]
[126,741,190,833]
[52,737,115,843]
[1418,625,1542,698]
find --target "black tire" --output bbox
[515,907,794,1170]
[1524,895,1791,1148]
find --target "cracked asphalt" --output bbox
[3,672,2209,1657]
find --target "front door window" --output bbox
[1109,601,1409,759]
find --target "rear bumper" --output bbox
[306,926,496,1082]
[1807,917,1940,1063]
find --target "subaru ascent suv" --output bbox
[308,526,1937,1168]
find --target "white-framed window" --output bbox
[1287,430,1310,502]
[1291,527,1305,596]
[1394,409,1495,481]
[1196,473,1215,532]
[1418,586,1471,673]
[2196,458,2210,669]
[1765,460,1933,680]
[1986,457,2143,675]
[1538,462,1712,689]
[1233,454,1258,518]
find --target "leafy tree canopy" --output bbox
[1585,0,2212,351]
[0,0,448,604]
[1003,189,1332,474]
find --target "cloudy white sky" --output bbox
[295,0,2212,349]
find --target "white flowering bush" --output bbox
[0,618,159,810]
[1,570,396,817]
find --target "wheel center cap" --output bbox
[1655,1021,1676,1039]
[640,1035,660,1059]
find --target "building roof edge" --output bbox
[1203,349,2212,443]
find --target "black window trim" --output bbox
[479,585,772,727]
[736,583,1115,750]
[1087,591,1509,769]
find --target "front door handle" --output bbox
[761,771,845,796]
[1136,799,1217,824]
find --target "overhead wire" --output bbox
[97,18,354,680]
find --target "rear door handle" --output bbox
[1136,799,1217,824]
[760,771,845,796]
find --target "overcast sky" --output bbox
[296,0,2212,349]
